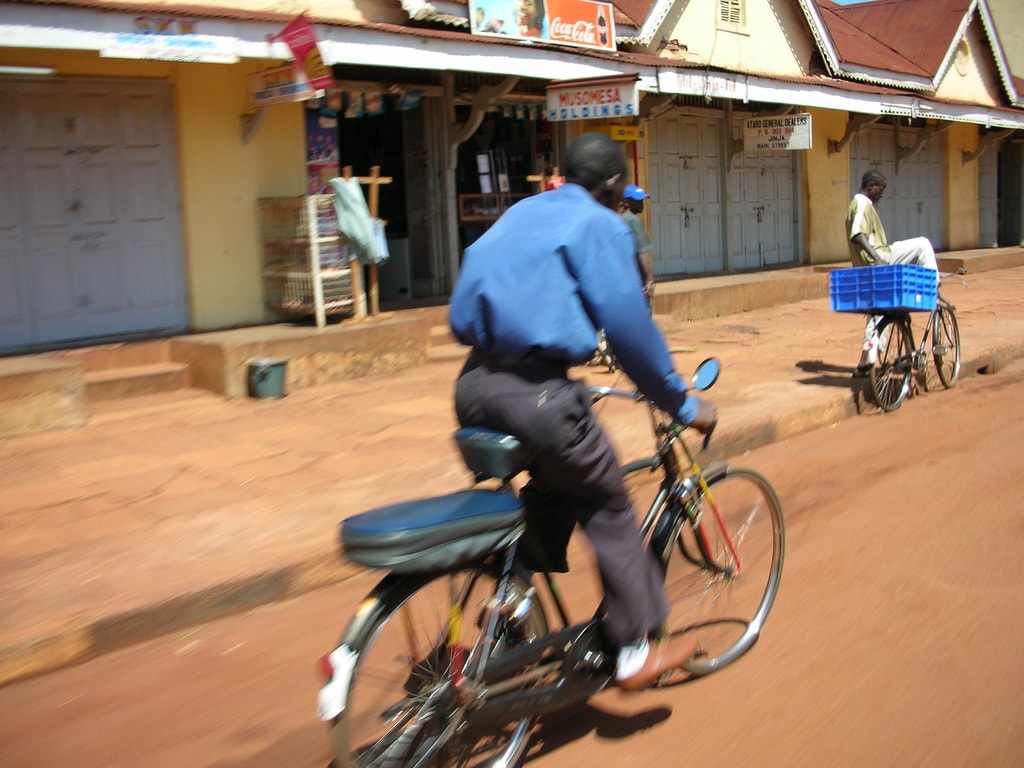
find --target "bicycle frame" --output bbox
[444,388,743,724]
[324,358,784,767]
[866,268,965,411]
[879,296,958,378]
[592,387,743,574]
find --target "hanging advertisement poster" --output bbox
[469,0,615,52]
[306,96,340,194]
[270,14,335,90]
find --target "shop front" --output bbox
[320,66,558,303]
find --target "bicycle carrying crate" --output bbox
[829,264,937,313]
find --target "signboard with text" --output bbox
[102,32,238,63]
[470,0,615,52]
[546,75,638,121]
[744,113,813,151]
[248,64,317,108]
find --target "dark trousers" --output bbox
[454,356,667,648]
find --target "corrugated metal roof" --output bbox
[817,0,970,79]
[4,0,1022,123]
[612,0,658,28]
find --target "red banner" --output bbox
[271,14,334,91]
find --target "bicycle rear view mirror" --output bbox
[692,358,721,391]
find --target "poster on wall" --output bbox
[469,0,615,52]
[306,98,340,194]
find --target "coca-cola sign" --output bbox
[469,0,615,52]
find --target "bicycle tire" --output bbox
[328,564,547,768]
[869,315,913,411]
[623,460,785,677]
[932,306,961,389]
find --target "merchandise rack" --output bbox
[258,195,365,327]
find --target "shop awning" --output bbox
[2,3,1022,130]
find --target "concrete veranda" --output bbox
[2,260,1024,688]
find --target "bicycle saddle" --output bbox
[454,427,532,482]
[342,490,524,573]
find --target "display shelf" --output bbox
[259,195,364,327]
[458,193,528,223]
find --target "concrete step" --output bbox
[653,267,830,322]
[937,247,1024,274]
[45,340,173,372]
[83,361,192,402]
[428,342,468,363]
[0,356,86,438]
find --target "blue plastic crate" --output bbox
[829,264,937,313]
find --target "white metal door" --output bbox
[728,135,798,269]
[1,77,186,353]
[979,150,998,248]
[648,112,724,274]
[850,124,944,249]
[0,84,31,349]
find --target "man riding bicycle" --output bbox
[448,132,717,691]
[847,169,939,375]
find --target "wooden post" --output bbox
[340,166,366,318]
[526,165,561,193]
[342,165,393,317]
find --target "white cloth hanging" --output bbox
[329,177,389,266]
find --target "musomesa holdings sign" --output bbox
[547,76,639,122]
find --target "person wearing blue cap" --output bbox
[621,184,655,301]
[590,183,655,371]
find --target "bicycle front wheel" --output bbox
[932,306,961,389]
[870,315,913,411]
[658,465,785,676]
[328,564,547,768]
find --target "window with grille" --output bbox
[719,0,746,28]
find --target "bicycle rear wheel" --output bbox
[327,564,547,768]
[932,306,961,388]
[869,315,913,411]
[664,465,784,675]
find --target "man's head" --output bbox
[860,169,887,204]
[622,184,650,213]
[564,132,628,210]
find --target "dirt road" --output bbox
[2,360,1023,768]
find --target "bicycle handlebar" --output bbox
[588,385,642,403]
[589,385,716,451]
[589,357,720,450]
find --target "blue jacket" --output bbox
[449,183,700,424]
